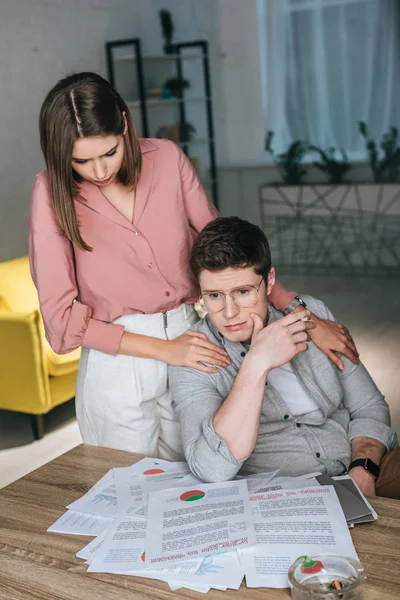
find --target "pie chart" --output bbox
[143,468,165,475]
[180,489,206,502]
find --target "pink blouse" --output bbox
[29,138,295,356]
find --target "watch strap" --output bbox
[348,458,380,479]
[284,296,307,316]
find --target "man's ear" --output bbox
[266,268,276,296]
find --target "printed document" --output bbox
[240,486,358,588]
[145,479,255,567]
[48,509,113,537]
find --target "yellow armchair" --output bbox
[0,256,80,439]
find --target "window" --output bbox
[258,0,400,158]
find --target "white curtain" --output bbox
[258,0,400,156]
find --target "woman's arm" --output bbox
[268,280,297,311]
[29,174,229,369]
[29,174,124,355]
[269,281,358,369]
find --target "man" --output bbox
[169,217,399,498]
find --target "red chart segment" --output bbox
[180,489,206,502]
[143,469,166,475]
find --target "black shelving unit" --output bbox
[105,37,219,209]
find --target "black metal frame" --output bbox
[173,40,218,210]
[105,38,149,138]
[105,38,219,209]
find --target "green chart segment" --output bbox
[180,490,206,502]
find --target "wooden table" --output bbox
[0,444,399,600]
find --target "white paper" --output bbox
[128,473,202,520]
[48,510,113,537]
[126,458,190,481]
[113,467,146,517]
[137,462,191,482]
[239,471,280,493]
[74,458,181,519]
[67,470,118,518]
[145,479,255,567]
[78,519,204,589]
[76,528,109,563]
[166,551,244,591]
[256,472,321,493]
[87,514,204,580]
[240,486,358,588]
[88,516,148,573]
[121,557,204,581]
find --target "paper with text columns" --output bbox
[145,479,255,567]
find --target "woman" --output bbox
[29,72,357,459]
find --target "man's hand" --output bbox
[348,467,376,497]
[307,313,359,370]
[249,310,316,374]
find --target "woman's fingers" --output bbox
[186,331,229,359]
[339,344,358,365]
[191,347,230,366]
[338,324,359,357]
[324,349,345,371]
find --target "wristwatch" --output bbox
[284,296,307,315]
[348,458,380,479]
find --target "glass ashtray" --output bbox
[288,554,365,599]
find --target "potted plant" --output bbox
[359,121,400,183]
[260,127,400,277]
[159,9,174,54]
[162,76,190,98]
[265,131,308,185]
[179,122,196,143]
[308,145,351,185]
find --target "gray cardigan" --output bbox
[169,296,398,482]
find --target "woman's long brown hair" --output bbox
[39,72,142,251]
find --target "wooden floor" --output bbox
[1,274,399,490]
[0,400,82,489]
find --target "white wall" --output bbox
[4,0,329,260]
[214,0,265,165]
[0,0,224,261]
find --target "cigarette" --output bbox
[332,580,342,590]
[301,316,311,322]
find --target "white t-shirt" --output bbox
[267,361,319,416]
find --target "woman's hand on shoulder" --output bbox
[162,331,231,373]
[308,312,359,370]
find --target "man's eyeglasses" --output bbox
[201,278,264,314]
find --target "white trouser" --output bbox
[75,304,198,460]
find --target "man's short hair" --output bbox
[190,216,272,281]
